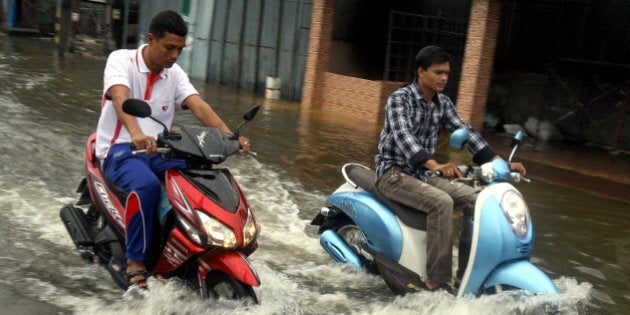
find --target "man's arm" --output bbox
[109,85,157,154]
[440,98,526,175]
[184,94,231,132]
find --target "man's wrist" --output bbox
[424,159,439,170]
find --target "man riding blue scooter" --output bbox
[373,45,526,293]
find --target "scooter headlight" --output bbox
[500,190,530,238]
[243,208,258,246]
[197,210,237,248]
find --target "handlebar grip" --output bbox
[239,150,258,157]
[510,172,531,183]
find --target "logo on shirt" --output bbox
[162,105,169,112]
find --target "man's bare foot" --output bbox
[424,280,455,295]
[424,280,440,290]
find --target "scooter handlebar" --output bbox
[452,165,530,186]
[131,147,172,156]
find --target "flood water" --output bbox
[0,35,628,314]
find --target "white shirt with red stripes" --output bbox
[95,44,198,160]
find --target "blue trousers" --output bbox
[102,143,186,262]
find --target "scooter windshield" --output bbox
[166,126,240,164]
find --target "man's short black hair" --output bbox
[149,10,188,39]
[414,45,451,70]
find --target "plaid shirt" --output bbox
[375,82,493,181]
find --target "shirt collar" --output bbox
[136,44,167,78]
[411,82,442,108]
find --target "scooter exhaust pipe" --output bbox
[60,204,94,247]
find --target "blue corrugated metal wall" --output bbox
[138,0,311,101]
[137,0,183,44]
[207,0,311,101]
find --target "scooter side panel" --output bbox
[459,195,504,296]
[484,260,559,294]
[327,189,403,261]
[153,228,205,274]
[396,220,427,277]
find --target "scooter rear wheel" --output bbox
[202,271,259,305]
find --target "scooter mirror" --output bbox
[449,128,469,150]
[243,105,261,122]
[233,105,261,140]
[122,98,152,118]
[510,131,523,148]
[122,98,170,137]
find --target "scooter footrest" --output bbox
[60,204,94,247]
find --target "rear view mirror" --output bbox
[449,128,469,150]
[243,105,261,122]
[122,98,152,118]
[233,105,261,139]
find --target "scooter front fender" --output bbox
[198,251,261,287]
[320,229,363,268]
[483,260,559,295]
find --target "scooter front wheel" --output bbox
[335,221,379,274]
[202,271,259,305]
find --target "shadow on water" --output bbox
[0,34,627,314]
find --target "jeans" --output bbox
[102,143,187,262]
[375,166,476,283]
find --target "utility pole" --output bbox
[56,0,73,56]
[122,0,129,48]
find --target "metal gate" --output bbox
[384,11,467,97]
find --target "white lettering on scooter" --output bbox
[341,199,356,216]
[94,181,125,227]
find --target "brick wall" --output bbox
[304,0,502,128]
[302,0,335,108]
[457,0,502,130]
[302,0,405,123]
[320,73,404,123]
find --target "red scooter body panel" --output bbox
[164,169,256,248]
[198,251,261,286]
[153,228,206,274]
[84,133,126,230]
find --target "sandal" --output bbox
[126,270,149,289]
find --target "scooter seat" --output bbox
[345,165,427,231]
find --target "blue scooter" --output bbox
[310,129,559,297]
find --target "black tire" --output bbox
[202,271,259,305]
[332,216,379,275]
[479,284,519,295]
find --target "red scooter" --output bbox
[60,99,261,303]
